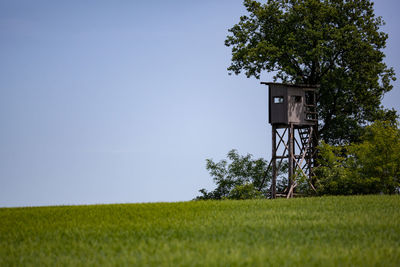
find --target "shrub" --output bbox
[196,149,287,200]
[227,183,263,200]
[316,121,400,195]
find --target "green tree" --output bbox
[227,183,264,200]
[225,0,397,144]
[315,141,353,194]
[347,121,400,194]
[195,149,287,200]
[315,121,400,195]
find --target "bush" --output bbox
[227,183,263,200]
[316,142,353,195]
[316,121,400,195]
[195,149,287,200]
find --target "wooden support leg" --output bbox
[271,125,277,199]
[288,124,294,198]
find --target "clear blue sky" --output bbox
[1,0,399,207]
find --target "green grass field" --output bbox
[1,195,400,266]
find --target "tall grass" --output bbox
[1,195,399,266]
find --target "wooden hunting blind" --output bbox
[268,83,317,126]
[261,82,319,198]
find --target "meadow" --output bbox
[1,195,399,266]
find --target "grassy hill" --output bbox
[1,195,400,266]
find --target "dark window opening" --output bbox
[273,96,284,104]
[291,95,302,103]
[305,91,315,105]
[306,113,317,120]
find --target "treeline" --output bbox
[196,121,400,200]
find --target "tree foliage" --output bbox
[227,183,264,200]
[225,0,397,144]
[316,121,400,195]
[196,149,287,200]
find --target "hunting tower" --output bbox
[262,82,319,198]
